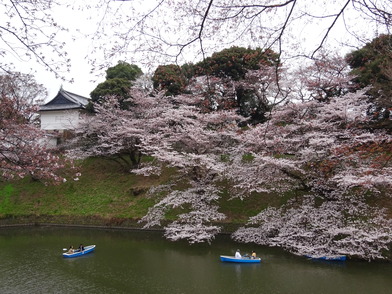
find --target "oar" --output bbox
[63,248,68,251]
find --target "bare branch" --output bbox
[311,0,351,58]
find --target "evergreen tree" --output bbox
[346,34,392,121]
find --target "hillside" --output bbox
[0,157,291,230]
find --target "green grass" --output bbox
[0,155,277,224]
[0,157,390,228]
[218,186,305,223]
[0,157,163,220]
[0,184,14,214]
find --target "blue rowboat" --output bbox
[63,245,96,258]
[220,255,261,263]
[305,254,346,261]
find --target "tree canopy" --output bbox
[106,61,143,80]
[346,34,392,120]
[2,1,391,81]
[87,0,391,71]
[72,77,392,259]
[0,72,72,183]
[90,61,143,110]
[152,47,283,124]
[152,64,187,96]
[194,47,280,80]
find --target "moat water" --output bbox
[0,226,391,294]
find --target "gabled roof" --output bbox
[39,87,90,111]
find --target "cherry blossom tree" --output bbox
[229,88,392,196]
[135,93,245,243]
[233,194,392,260]
[295,51,354,102]
[1,0,71,75]
[0,72,47,120]
[71,68,392,259]
[68,94,144,170]
[150,72,391,258]
[70,86,244,242]
[70,88,211,170]
[0,72,72,183]
[92,0,391,70]
[228,88,392,260]
[186,64,292,124]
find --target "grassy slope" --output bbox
[0,158,159,221]
[0,157,391,230]
[0,158,269,225]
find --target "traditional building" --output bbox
[39,87,90,146]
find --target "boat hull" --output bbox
[63,245,96,258]
[220,255,261,263]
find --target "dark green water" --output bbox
[0,226,391,294]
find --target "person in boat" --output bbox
[251,251,257,259]
[67,245,74,254]
[78,244,84,251]
[235,249,242,259]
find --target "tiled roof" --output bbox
[39,88,90,111]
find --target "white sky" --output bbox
[7,3,108,101]
[11,1,165,101]
[4,0,389,102]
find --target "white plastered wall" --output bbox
[40,110,80,130]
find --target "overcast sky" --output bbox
[8,3,105,101]
[6,0,388,102]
